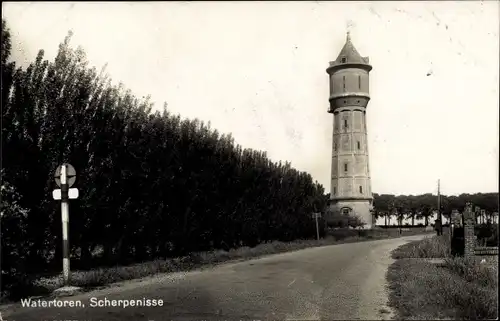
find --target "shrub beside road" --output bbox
[387,235,498,320]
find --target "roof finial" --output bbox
[346,19,354,42]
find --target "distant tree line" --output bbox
[370,192,498,227]
[322,192,498,230]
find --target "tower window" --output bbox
[334,142,337,151]
[359,186,363,193]
[344,163,348,172]
[344,119,348,128]
[341,57,346,63]
[343,76,346,91]
[358,75,361,89]
[333,187,336,195]
[357,141,360,149]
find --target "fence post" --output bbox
[463,202,476,260]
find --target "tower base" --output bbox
[327,199,374,229]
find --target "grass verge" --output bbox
[2,228,432,303]
[387,235,498,320]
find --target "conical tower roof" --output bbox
[334,32,370,65]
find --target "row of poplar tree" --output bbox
[1,19,326,286]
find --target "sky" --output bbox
[3,1,499,196]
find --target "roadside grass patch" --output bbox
[392,235,451,259]
[387,236,498,320]
[444,256,498,289]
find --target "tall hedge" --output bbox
[1,20,326,290]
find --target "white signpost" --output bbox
[312,212,322,241]
[53,163,78,286]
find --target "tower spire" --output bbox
[330,29,371,66]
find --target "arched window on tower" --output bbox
[343,76,346,91]
[341,207,352,216]
[359,186,363,194]
[358,75,361,89]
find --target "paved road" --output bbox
[3,235,427,321]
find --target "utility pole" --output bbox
[437,179,443,235]
[315,213,320,241]
[0,197,2,297]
